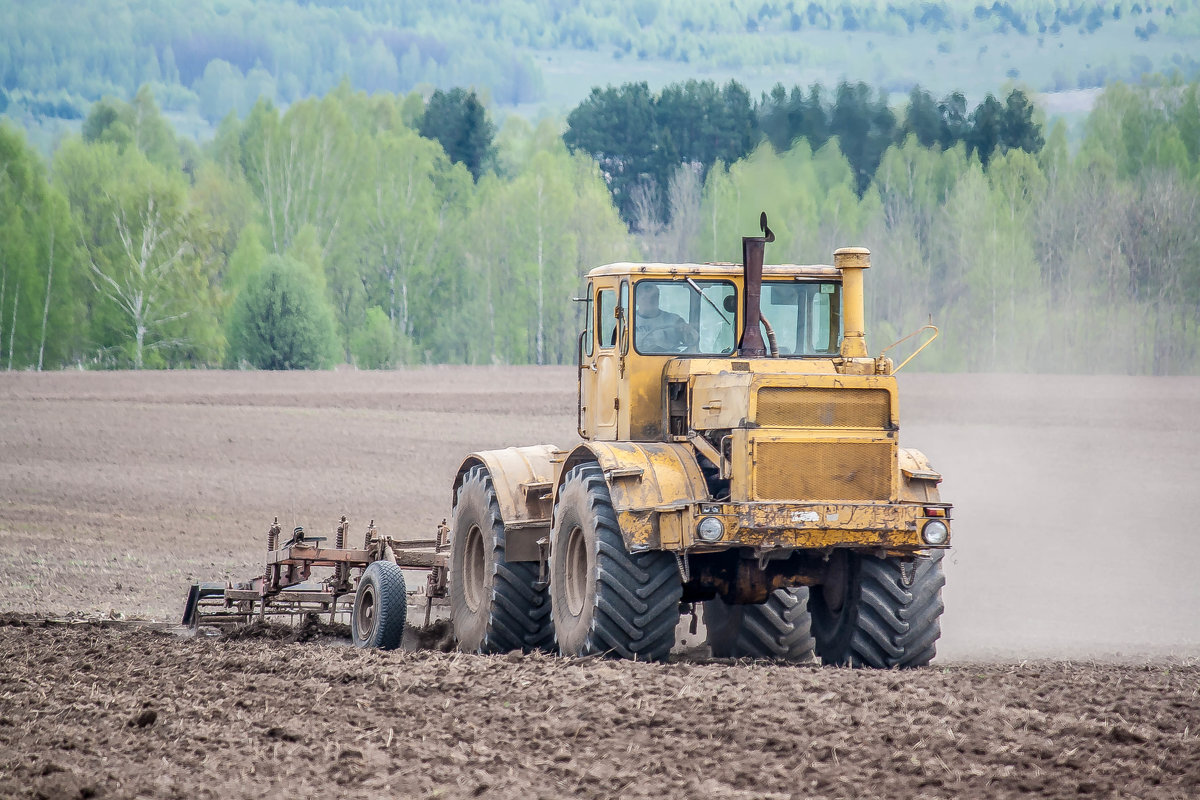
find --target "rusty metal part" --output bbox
[737,212,774,358]
[188,515,451,632]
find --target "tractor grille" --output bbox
[756,387,890,429]
[754,440,892,501]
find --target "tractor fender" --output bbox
[558,441,709,552]
[453,444,561,562]
[898,447,943,503]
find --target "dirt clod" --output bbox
[129,709,157,728]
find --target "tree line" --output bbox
[1,76,1198,374]
[566,79,1043,225]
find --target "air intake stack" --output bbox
[835,246,870,359]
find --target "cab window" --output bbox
[634,280,737,355]
[583,282,594,357]
[597,289,617,349]
[761,281,842,356]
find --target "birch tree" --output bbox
[57,138,217,367]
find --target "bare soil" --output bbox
[1,368,1199,798]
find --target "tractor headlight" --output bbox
[922,519,949,546]
[696,516,724,542]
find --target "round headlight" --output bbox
[696,516,724,542]
[922,519,949,546]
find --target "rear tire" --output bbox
[450,464,553,654]
[550,463,681,661]
[704,587,815,662]
[352,561,407,650]
[810,550,945,668]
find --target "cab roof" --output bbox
[585,262,842,280]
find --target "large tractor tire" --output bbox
[704,587,815,662]
[352,560,407,650]
[810,550,945,668]
[450,464,553,654]
[550,463,681,661]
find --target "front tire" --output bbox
[450,464,553,654]
[352,561,407,650]
[704,587,815,662]
[810,550,945,668]
[550,463,681,661]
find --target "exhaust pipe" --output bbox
[834,247,870,358]
[738,212,774,358]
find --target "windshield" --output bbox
[634,280,737,355]
[761,281,842,356]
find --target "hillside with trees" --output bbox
[3,1,1199,149]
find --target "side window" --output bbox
[762,280,842,355]
[598,289,616,349]
[583,282,594,357]
[810,283,841,354]
[763,283,801,356]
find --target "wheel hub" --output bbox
[564,525,588,617]
[356,586,376,637]
[463,524,486,612]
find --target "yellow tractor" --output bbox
[449,215,950,666]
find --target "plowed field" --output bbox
[2,369,1199,799]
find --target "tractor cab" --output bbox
[577,221,878,445]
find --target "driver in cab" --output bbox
[635,283,699,353]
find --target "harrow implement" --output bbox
[182,515,450,649]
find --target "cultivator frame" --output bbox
[182,515,450,632]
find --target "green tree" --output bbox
[417,88,495,181]
[55,136,220,368]
[564,82,659,225]
[829,81,896,194]
[901,87,942,148]
[351,306,398,368]
[228,254,338,369]
[240,91,361,257]
[0,122,82,369]
[81,86,180,172]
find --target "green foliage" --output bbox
[574,78,1047,220]
[228,255,338,370]
[2,75,1199,376]
[351,306,399,369]
[417,89,495,181]
[54,135,223,367]
[0,122,82,369]
[565,79,758,227]
[81,87,180,172]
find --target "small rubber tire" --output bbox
[352,560,407,650]
[704,587,815,662]
[810,550,945,668]
[550,463,681,661]
[450,464,554,654]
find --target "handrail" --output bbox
[576,331,587,438]
[878,322,939,373]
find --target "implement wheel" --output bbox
[352,561,407,650]
[810,550,945,668]
[550,463,681,661]
[704,587,815,662]
[450,464,553,654]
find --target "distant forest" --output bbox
[2,74,1198,375]
[3,0,1200,148]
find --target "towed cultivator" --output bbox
[183,516,449,648]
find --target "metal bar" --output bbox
[267,547,373,565]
